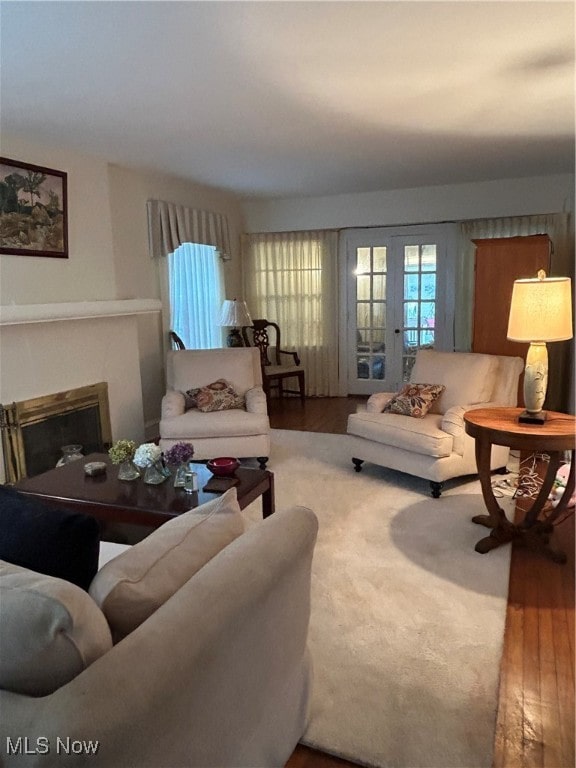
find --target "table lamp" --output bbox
[219,299,252,347]
[507,269,573,424]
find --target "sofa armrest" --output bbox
[1,506,318,768]
[366,392,396,413]
[245,386,268,414]
[441,401,501,456]
[161,389,186,418]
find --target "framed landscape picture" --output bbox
[0,157,68,258]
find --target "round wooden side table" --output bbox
[464,407,575,563]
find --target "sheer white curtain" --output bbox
[242,230,339,396]
[168,243,224,349]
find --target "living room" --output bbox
[0,2,575,767]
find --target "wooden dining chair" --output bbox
[241,319,305,405]
[169,331,185,350]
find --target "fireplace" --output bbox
[1,382,112,483]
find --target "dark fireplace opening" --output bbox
[23,406,104,477]
[1,382,112,483]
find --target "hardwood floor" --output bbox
[271,396,575,768]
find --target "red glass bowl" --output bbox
[207,457,239,476]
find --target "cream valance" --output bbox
[147,199,231,259]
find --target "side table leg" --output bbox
[472,435,517,554]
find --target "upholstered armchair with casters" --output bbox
[160,348,271,468]
[347,350,524,498]
[242,319,305,404]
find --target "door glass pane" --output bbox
[404,246,420,271]
[357,356,369,378]
[356,248,371,273]
[404,274,419,300]
[357,303,370,328]
[421,245,437,270]
[357,275,370,300]
[373,247,387,272]
[372,302,385,327]
[372,328,386,351]
[421,273,436,299]
[404,301,418,327]
[373,274,386,300]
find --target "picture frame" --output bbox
[0,157,68,258]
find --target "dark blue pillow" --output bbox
[0,486,100,591]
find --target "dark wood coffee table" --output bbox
[15,453,275,530]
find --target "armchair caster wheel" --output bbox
[430,481,443,499]
[257,457,268,470]
[352,458,364,473]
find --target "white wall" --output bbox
[241,174,575,232]
[0,136,116,305]
[0,135,244,442]
[0,315,145,484]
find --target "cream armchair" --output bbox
[160,348,271,468]
[347,350,524,497]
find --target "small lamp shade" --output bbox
[218,299,252,329]
[507,274,573,342]
[218,299,252,347]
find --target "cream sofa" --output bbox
[347,350,524,497]
[0,494,317,768]
[160,348,271,467]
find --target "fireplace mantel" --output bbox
[0,299,161,326]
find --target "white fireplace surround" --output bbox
[0,299,162,484]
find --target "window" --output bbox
[243,230,339,396]
[168,243,224,349]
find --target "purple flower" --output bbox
[164,441,195,466]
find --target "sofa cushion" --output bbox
[383,383,445,418]
[410,350,499,414]
[0,485,100,591]
[89,488,245,642]
[347,411,453,457]
[0,561,112,696]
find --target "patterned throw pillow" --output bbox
[193,379,245,413]
[382,383,445,418]
[183,385,202,410]
[184,379,243,411]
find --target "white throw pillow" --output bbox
[0,561,112,696]
[89,488,245,642]
[410,350,498,414]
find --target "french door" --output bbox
[341,225,455,395]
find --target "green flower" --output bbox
[108,439,136,464]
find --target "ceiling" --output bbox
[1,1,574,199]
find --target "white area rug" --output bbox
[243,430,512,768]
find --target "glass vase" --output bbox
[144,460,168,485]
[56,444,84,467]
[118,459,140,481]
[173,462,190,488]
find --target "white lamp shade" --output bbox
[218,299,252,327]
[507,276,573,342]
